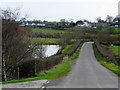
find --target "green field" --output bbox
[37,22,59,25]
[29,38,60,44]
[29,38,78,45]
[114,27,119,31]
[31,28,68,34]
[109,46,120,55]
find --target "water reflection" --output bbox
[32,45,61,58]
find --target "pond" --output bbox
[32,45,61,58]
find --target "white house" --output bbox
[77,22,91,27]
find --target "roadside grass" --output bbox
[93,44,120,76]
[1,61,70,84]
[67,43,83,61]
[36,60,70,79]
[30,38,60,44]
[109,46,120,55]
[100,61,119,76]
[1,42,83,84]
[62,44,73,54]
[31,28,67,35]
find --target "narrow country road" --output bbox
[47,42,118,88]
[2,42,119,89]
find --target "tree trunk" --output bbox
[35,60,36,74]
[2,55,7,81]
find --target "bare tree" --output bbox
[106,15,113,24]
[1,8,35,81]
[96,17,102,22]
[113,15,120,27]
[0,8,21,20]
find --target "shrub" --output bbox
[66,40,83,56]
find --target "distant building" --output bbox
[60,19,65,22]
[114,25,118,27]
[36,24,45,27]
[77,22,91,27]
[96,22,108,27]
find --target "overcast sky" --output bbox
[0,0,119,22]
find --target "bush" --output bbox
[10,55,63,78]
[66,40,83,56]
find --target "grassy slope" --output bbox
[31,28,67,34]
[109,46,120,55]
[1,43,83,84]
[93,44,120,76]
[62,45,73,54]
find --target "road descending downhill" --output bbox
[47,42,118,88]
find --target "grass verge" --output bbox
[1,60,70,84]
[62,44,73,54]
[67,43,83,61]
[1,42,83,84]
[93,44,120,76]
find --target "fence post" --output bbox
[18,67,19,80]
[35,60,36,74]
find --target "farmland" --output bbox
[30,37,60,44]
[2,3,120,88]
[31,28,69,35]
[109,46,120,55]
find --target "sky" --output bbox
[0,0,119,22]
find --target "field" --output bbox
[31,28,68,35]
[29,38,60,44]
[114,27,119,31]
[109,46,120,55]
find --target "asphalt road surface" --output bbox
[47,42,118,88]
[2,79,48,89]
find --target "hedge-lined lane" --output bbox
[1,40,83,84]
[93,42,120,76]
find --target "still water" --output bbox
[32,45,61,58]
